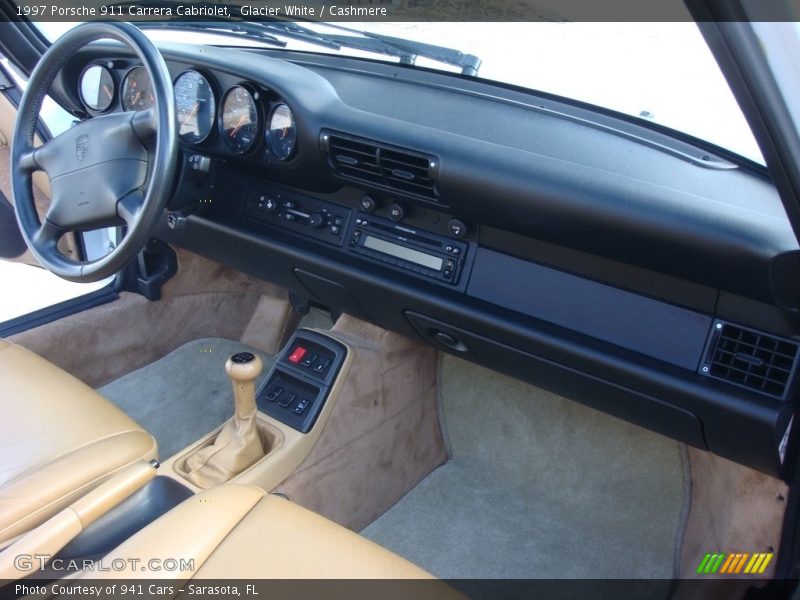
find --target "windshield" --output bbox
[35,20,763,164]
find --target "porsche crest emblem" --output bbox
[75,134,89,162]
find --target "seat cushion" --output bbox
[0,339,157,545]
[85,484,439,579]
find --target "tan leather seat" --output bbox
[0,339,157,546]
[83,484,443,580]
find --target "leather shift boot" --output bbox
[185,407,264,487]
[185,352,266,487]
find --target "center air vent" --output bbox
[321,131,440,203]
[700,321,799,399]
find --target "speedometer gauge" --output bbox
[266,103,297,161]
[220,86,259,154]
[122,66,154,111]
[79,64,115,112]
[174,70,216,144]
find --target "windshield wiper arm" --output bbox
[261,21,482,76]
[106,1,481,75]
[318,23,481,76]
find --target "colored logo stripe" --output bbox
[697,552,773,575]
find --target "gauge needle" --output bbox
[230,115,246,137]
[103,84,112,99]
[181,103,199,126]
[133,90,141,107]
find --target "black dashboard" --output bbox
[53,40,800,478]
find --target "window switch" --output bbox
[300,353,318,368]
[278,393,296,408]
[265,386,283,402]
[313,358,331,374]
[288,346,308,364]
[292,398,310,415]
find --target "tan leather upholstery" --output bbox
[0,339,157,545]
[0,460,158,579]
[87,484,435,579]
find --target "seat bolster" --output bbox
[0,430,157,545]
[85,483,266,579]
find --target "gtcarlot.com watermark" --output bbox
[14,553,195,573]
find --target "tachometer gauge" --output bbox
[174,70,216,144]
[122,66,155,111]
[79,64,115,112]
[266,103,297,161]
[220,86,258,154]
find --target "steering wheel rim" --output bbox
[11,22,177,283]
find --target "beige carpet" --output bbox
[362,354,689,581]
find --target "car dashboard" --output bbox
[52,39,800,478]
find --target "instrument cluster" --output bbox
[78,62,297,162]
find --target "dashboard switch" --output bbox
[188,154,210,173]
[288,346,308,364]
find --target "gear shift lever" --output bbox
[227,352,262,419]
[185,352,266,487]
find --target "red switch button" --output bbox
[288,346,308,364]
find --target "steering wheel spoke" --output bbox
[17,148,40,174]
[33,219,65,250]
[117,190,145,226]
[131,108,158,142]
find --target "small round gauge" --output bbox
[79,64,115,112]
[174,70,216,144]
[219,85,259,154]
[122,66,155,111]
[266,103,297,161]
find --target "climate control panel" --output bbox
[244,181,351,246]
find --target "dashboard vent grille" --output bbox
[322,131,440,202]
[701,321,799,399]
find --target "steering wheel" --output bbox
[11,22,177,282]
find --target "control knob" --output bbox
[388,202,406,222]
[308,213,326,228]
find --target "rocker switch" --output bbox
[288,346,308,364]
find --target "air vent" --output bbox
[321,131,440,202]
[701,321,799,399]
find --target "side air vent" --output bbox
[321,131,440,203]
[700,320,799,399]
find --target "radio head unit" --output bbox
[347,215,467,285]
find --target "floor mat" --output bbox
[99,338,274,459]
[362,354,689,580]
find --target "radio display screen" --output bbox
[363,236,443,271]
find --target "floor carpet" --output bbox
[362,354,689,582]
[99,338,273,459]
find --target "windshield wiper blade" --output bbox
[261,20,482,76]
[107,1,481,75]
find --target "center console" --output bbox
[164,328,352,493]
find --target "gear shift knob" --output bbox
[226,352,263,383]
[226,352,262,419]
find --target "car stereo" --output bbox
[347,215,467,284]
